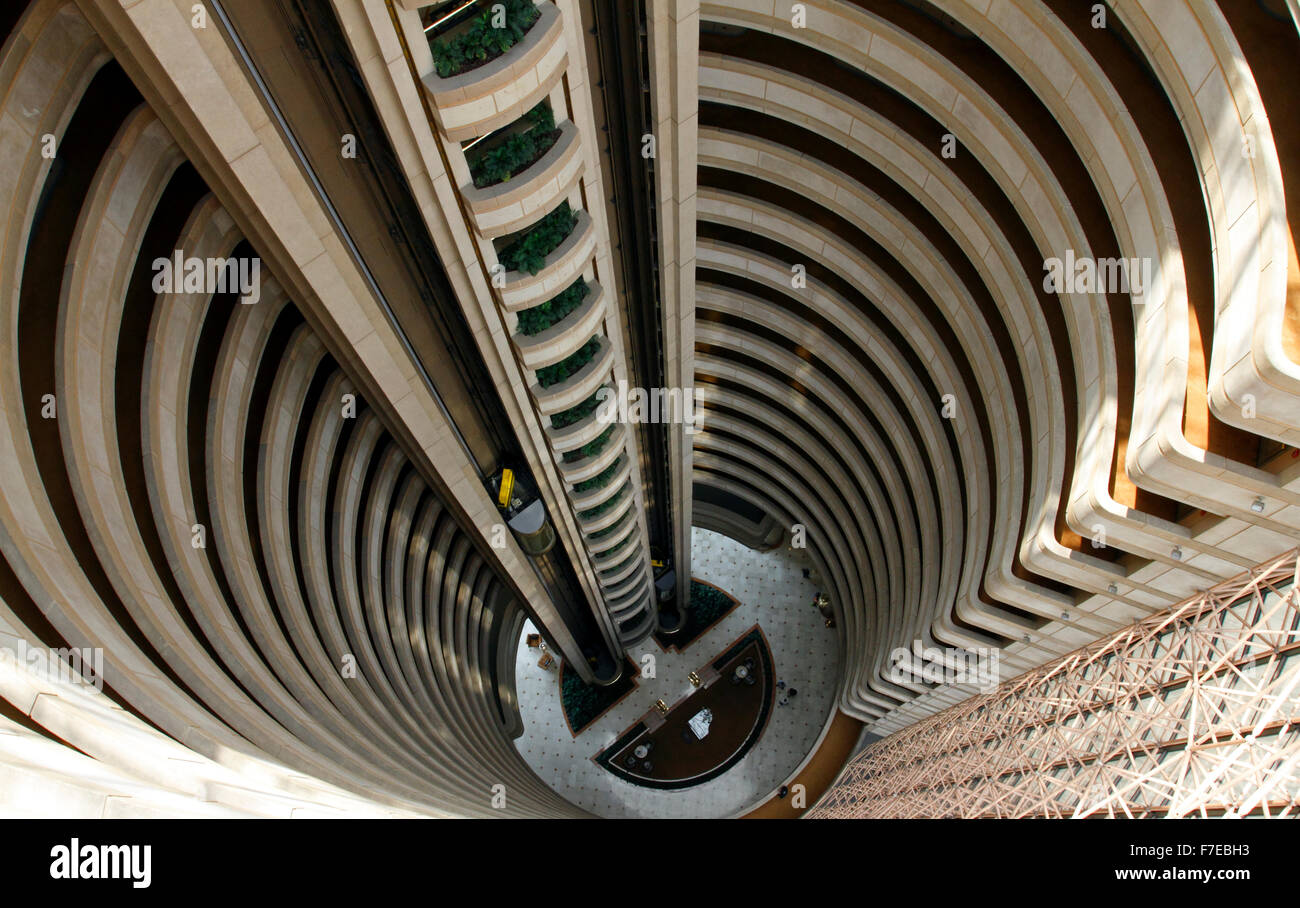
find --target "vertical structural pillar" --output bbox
[377,0,657,650]
[647,0,699,611]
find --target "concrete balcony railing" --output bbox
[610,597,649,625]
[546,402,610,456]
[421,2,567,142]
[604,563,646,597]
[586,511,638,556]
[590,537,638,575]
[558,424,626,485]
[607,577,650,615]
[595,554,642,590]
[596,551,641,591]
[616,608,655,643]
[580,486,634,534]
[603,565,647,600]
[531,332,613,414]
[463,122,584,239]
[596,549,642,588]
[599,550,645,589]
[569,454,632,511]
[498,210,596,310]
[513,280,606,371]
[595,538,639,572]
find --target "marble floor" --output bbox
[511,527,840,818]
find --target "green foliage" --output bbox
[498,201,578,275]
[516,279,588,336]
[560,660,634,733]
[549,386,603,430]
[679,581,736,639]
[690,580,731,617]
[598,546,639,579]
[430,0,540,78]
[588,517,624,540]
[574,460,621,492]
[578,487,624,521]
[562,425,614,464]
[602,535,632,559]
[524,101,555,131]
[468,102,559,189]
[535,335,600,388]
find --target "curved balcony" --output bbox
[421,2,567,143]
[603,564,647,600]
[586,510,638,556]
[598,532,643,569]
[513,280,606,371]
[463,122,584,239]
[597,548,643,587]
[607,576,651,616]
[532,332,613,414]
[558,424,625,485]
[580,485,634,534]
[546,402,611,456]
[617,608,656,645]
[570,454,632,511]
[595,550,642,589]
[499,210,597,311]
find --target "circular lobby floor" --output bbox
[511,528,840,818]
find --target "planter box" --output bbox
[607,576,650,616]
[601,557,645,594]
[546,402,612,455]
[422,2,567,142]
[531,332,613,414]
[586,510,638,556]
[558,424,625,484]
[595,545,642,581]
[463,121,584,239]
[513,280,606,371]
[499,210,596,311]
[616,609,654,642]
[603,563,648,600]
[569,455,631,510]
[580,487,634,535]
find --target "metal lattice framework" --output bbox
[811,550,1300,818]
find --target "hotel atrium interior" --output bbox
[0,0,1297,821]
